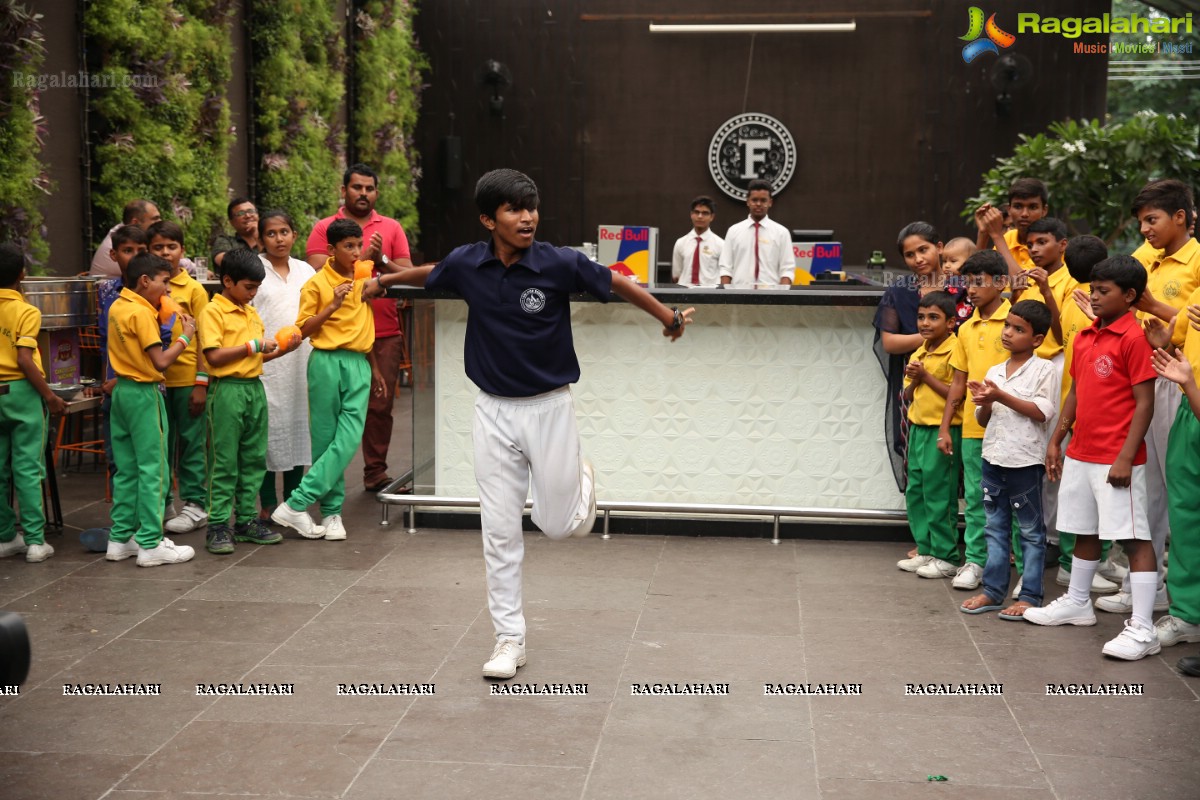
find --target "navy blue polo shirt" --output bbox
[426,240,613,397]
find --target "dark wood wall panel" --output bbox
[414,0,1110,269]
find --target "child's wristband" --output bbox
[194,372,209,387]
[176,334,191,348]
[245,339,263,355]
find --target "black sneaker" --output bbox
[206,524,235,555]
[234,518,283,545]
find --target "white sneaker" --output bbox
[1055,568,1118,593]
[0,534,28,558]
[164,501,208,533]
[136,537,195,567]
[1095,588,1170,614]
[1023,594,1097,626]
[898,554,933,572]
[916,558,957,579]
[1098,558,1129,584]
[1154,615,1200,647]
[952,562,983,590]
[1011,577,1023,600]
[271,503,326,539]
[482,639,526,679]
[322,514,347,541]
[105,538,139,561]
[1102,620,1161,660]
[25,543,54,563]
[569,459,597,537]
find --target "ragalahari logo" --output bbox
[960,7,1017,62]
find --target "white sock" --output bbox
[1129,571,1157,631]
[1068,557,1099,605]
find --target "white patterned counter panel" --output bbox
[432,300,904,511]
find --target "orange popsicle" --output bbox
[158,294,182,324]
[354,260,375,281]
[274,325,302,350]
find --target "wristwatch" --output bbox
[668,307,684,331]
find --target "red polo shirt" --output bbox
[306,207,410,338]
[1066,311,1157,466]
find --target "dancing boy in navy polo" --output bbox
[372,169,694,678]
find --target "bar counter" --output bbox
[391,284,905,516]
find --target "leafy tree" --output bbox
[1107,0,1200,120]
[963,114,1199,252]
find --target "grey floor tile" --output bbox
[0,750,144,800]
[819,778,1058,799]
[67,546,255,580]
[378,694,610,768]
[345,759,586,800]
[1039,752,1200,800]
[1008,692,1200,761]
[812,710,1052,788]
[264,620,465,672]
[316,583,485,627]
[584,734,817,800]
[522,573,652,612]
[116,720,390,797]
[623,630,805,683]
[183,565,366,605]
[124,598,323,644]
[236,540,396,571]
[6,575,195,615]
[605,679,813,742]
[980,641,1197,700]
[638,591,799,635]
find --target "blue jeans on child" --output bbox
[981,459,1046,606]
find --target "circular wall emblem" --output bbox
[1093,354,1114,378]
[519,287,546,314]
[708,113,797,201]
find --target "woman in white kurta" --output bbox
[253,210,315,517]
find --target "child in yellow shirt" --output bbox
[0,243,67,563]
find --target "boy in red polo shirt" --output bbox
[1028,255,1160,660]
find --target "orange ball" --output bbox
[354,260,375,281]
[158,294,182,324]
[274,325,302,350]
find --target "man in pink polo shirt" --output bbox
[306,163,414,491]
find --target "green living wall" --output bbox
[352,0,426,237]
[0,1,50,269]
[248,0,345,241]
[84,0,234,256]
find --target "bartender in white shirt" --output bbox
[671,196,724,287]
[719,179,793,287]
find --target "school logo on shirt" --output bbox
[708,113,797,201]
[1093,354,1114,378]
[1164,279,1181,300]
[519,288,546,314]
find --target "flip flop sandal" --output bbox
[960,601,1004,615]
[999,604,1033,621]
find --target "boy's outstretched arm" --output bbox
[608,277,695,340]
[368,264,436,297]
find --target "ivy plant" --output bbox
[84,0,234,257]
[352,0,427,237]
[248,0,345,244]
[0,0,50,270]
[964,114,1200,251]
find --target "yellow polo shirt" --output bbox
[1170,286,1200,386]
[1003,228,1035,272]
[1060,282,1091,406]
[107,288,165,383]
[1140,237,1200,319]
[905,334,961,427]
[950,299,1012,439]
[1131,239,1161,270]
[297,259,374,354]
[198,293,265,379]
[0,288,43,380]
[165,269,209,387]
[1020,264,1076,360]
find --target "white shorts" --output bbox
[1057,456,1150,541]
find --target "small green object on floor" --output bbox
[926,775,949,782]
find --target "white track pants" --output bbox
[474,387,592,644]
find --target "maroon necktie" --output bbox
[691,236,702,284]
[753,222,761,280]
